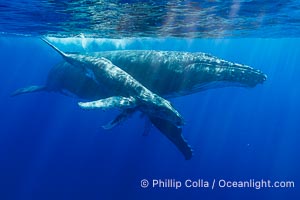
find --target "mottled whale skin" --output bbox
[87,50,267,97]
[34,50,266,99]
[23,50,266,99]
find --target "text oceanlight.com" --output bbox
[140,179,295,190]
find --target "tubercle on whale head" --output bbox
[250,69,267,86]
[221,62,267,86]
[189,61,267,88]
[234,67,267,87]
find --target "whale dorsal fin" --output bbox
[78,96,136,111]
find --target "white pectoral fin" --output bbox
[78,96,137,111]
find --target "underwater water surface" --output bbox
[0,1,300,200]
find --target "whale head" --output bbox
[186,59,267,91]
[140,94,184,127]
[218,62,267,87]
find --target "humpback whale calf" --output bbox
[12,39,267,160]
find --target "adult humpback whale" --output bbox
[16,50,266,99]
[12,39,267,160]
[85,50,267,97]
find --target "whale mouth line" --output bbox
[164,80,261,99]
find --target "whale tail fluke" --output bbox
[149,116,193,160]
[11,85,47,97]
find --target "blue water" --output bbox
[1,37,299,200]
[1,1,300,200]
[1,0,300,37]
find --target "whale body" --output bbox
[13,39,194,160]
[15,50,266,99]
[86,50,267,97]
[12,40,267,160]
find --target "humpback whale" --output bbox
[12,39,193,160]
[85,50,267,97]
[14,49,266,99]
[12,39,267,160]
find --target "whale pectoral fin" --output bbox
[102,114,126,130]
[11,85,47,97]
[59,89,78,98]
[149,116,193,160]
[102,109,136,130]
[78,96,137,111]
